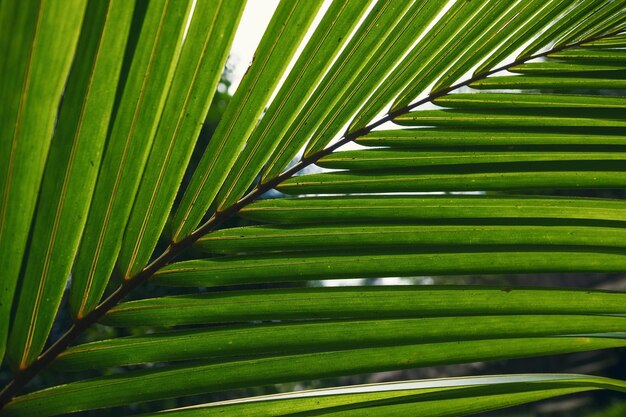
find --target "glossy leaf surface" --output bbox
[148,374,626,417]
[104,286,626,327]
[69,0,193,319]
[117,0,246,279]
[4,338,626,417]
[239,196,626,225]
[170,0,323,241]
[0,0,85,365]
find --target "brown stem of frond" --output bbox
[0,27,621,409]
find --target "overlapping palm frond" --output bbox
[1,0,625,416]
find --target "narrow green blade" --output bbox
[555,1,626,47]
[394,109,626,127]
[116,0,245,279]
[69,0,193,319]
[349,0,484,133]
[471,75,626,89]
[128,388,593,417]
[355,129,626,148]
[473,0,576,74]
[170,0,323,242]
[400,0,516,102]
[277,165,626,195]
[4,338,626,416]
[260,1,421,182]
[582,33,626,47]
[215,0,373,210]
[549,48,626,64]
[239,196,626,225]
[301,0,447,157]
[517,0,608,59]
[434,93,626,109]
[56,315,626,371]
[145,374,626,417]
[103,286,626,327]
[571,11,626,45]
[431,1,544,91]
[196,224,626,255]
[0,0,85,365]
[5,0,134,370]
[317,150,626,170]
[509,61,625,75]
[153,250,626,287]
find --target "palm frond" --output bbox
[1,0,625,416]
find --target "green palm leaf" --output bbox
[102,286,626,327]
[170,0,323,241]
[239,195,626,224]
[6,0,134,370]
[69,0,194,319]
[54,315,626,371]
[4,338,626,417]
[0,0,86,366]
[1,1,625,416]
[144,374,626,417]
[116,0,246,279]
